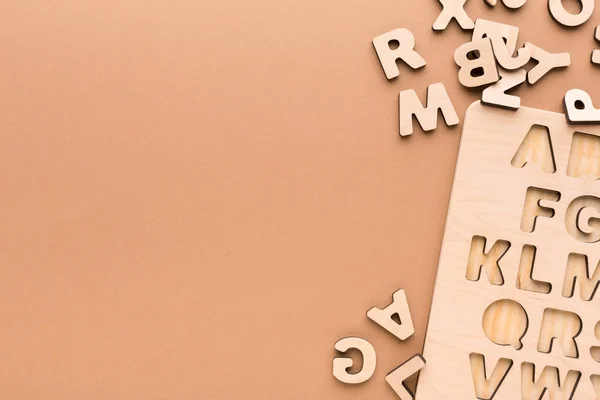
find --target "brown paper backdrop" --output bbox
[1,0,599,398]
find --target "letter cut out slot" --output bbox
[537,308,582,359]
[590,321,600,363]
[521,363,581,400]
[567,132,600,180]
[520,187,560,234]
[565,196,600,243]
[516,245,552,294]
[482,299,529,350]
[469,353,513,400]
[562,253,600,301]
[465,235,510,285]
[511,125,557,174]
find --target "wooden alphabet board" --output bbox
[416,102,600,399]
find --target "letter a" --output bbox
[367,289,414,341]
[511,124,556,173]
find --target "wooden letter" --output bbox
[525,43,570,85]
[433,0,474,31]
[472,19,519,54]
[454,38,499,88]
[517,245,552,294]
[367,289,414,340]
[548,0,594,28]
[472,19,529,71]
[564,88,600,124]
[537,308,582,358]
[563,253,600,300]
[502,0,527,8]
[492,43,530,71]
[482,68,526,110]
[520,187,560,233]
[385,354,426,400]
[511,125,556,173]
[466,236,510,285]
[521,363,581,400]
[469,353,513,399]
[567,132,600,180]
[333,337,376,384]
[373,29,426,80]
[593,26,600,65]
[399,82,459,137]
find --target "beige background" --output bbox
[1,0,599,399]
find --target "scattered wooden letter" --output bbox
[484,0,527,7]
[548,0,594,28]
[593,26,600,65]
[385,354,426,400]
[454,38,499,88]
[398,82,459,137]
[493,43,530,70]
[332,337,376,384]
[482,68,527,110]
[525,43,570,85]
[501,0,527,8]
[472,19,520,54]
[564,88,600,124]
[367,289,414,340]
[473,19,529,77]
[433,0,474,31]
[373,28,426,80]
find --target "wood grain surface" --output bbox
[418,102,600,399]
